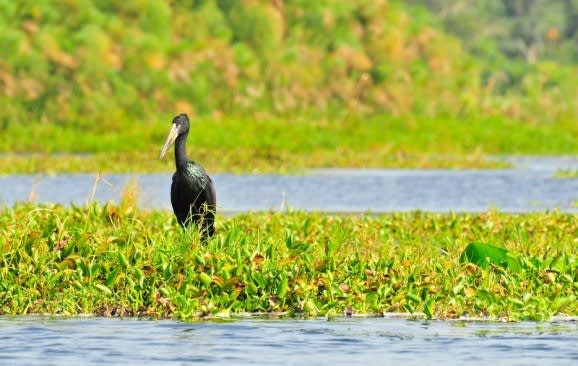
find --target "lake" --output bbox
[1,316,578,366]
[1,158,578,213]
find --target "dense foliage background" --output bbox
[1,0,576,129]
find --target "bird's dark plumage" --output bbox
[160,113,216,240]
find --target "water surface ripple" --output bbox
[1,317,577,366]
[1,165,577,213]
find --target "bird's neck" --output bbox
[174,133,189,170]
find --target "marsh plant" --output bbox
[0,200,576,321]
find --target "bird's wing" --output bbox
[170,173,185,225]
[204,176,216,209]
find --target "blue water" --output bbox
[1,316,577,365]
[1,167,577,213]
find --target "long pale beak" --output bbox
[159,123,179,159]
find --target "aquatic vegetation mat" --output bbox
[0,150,508,174]
[554,170,578,179]
[0,203,576,321]
[0,115,575,174]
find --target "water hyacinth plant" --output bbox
[0,201,576,322]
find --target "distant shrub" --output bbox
[0,0,576,131]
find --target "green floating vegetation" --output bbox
[460,242,521,272]
[2,113,577,174]
[0,150,508,175]
[554,170,578,179]
[0,203,577,321]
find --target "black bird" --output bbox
[159,113,216,239]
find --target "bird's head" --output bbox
[159,113,190,159]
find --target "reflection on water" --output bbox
[0,168,577,213]
[0,316,577,365]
